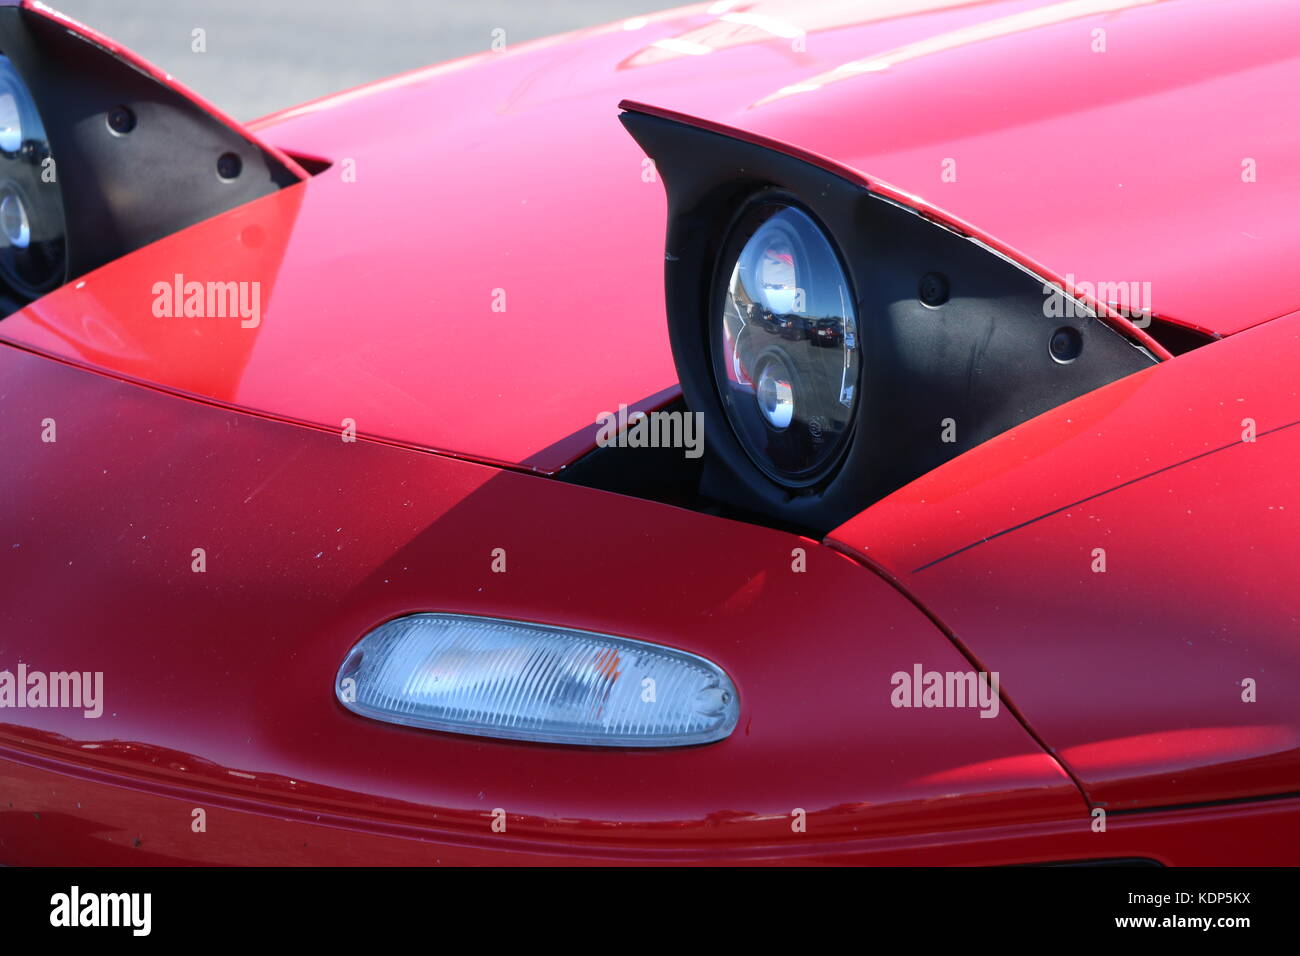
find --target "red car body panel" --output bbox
[0,164,675,475]
[253,0,1300,340]
[5,0,1300,470]
[829,313,1300,811]
[0,346,1088,862]
[5,750,1300,865]
[1,0,1298,864]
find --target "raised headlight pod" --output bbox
[620,106,1157,534]
[714,201,859,486]
[336,614,739,747]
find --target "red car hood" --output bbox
[3,0,1296,470]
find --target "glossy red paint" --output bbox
[5,0,1296,472]
[253,0,1300,340]
[617,97,1170,359]
[0,170,676,474]
[5,745,1299,864]
[829,313,1300,812]
[0,344,1102,864]
[4,0,1298,866]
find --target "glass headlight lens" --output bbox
[0,54,66,299]
[714,201,859,486]
[337,614,740,747]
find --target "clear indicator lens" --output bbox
[337,614,740,747]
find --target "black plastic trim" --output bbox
[0,6,300,302]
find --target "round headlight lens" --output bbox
[713,201,859,486]
[0,55,66,300]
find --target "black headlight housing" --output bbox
[0,3,302,314]
[622,105,1157,535]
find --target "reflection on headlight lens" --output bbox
[0,92,21,154]
[0,190,30,248]
[755,355,795,430]
[713,202,859,486]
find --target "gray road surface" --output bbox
[54,1,679,121]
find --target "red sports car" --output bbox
[0,0,1296,867]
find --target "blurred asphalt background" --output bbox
[55,1,680,121]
